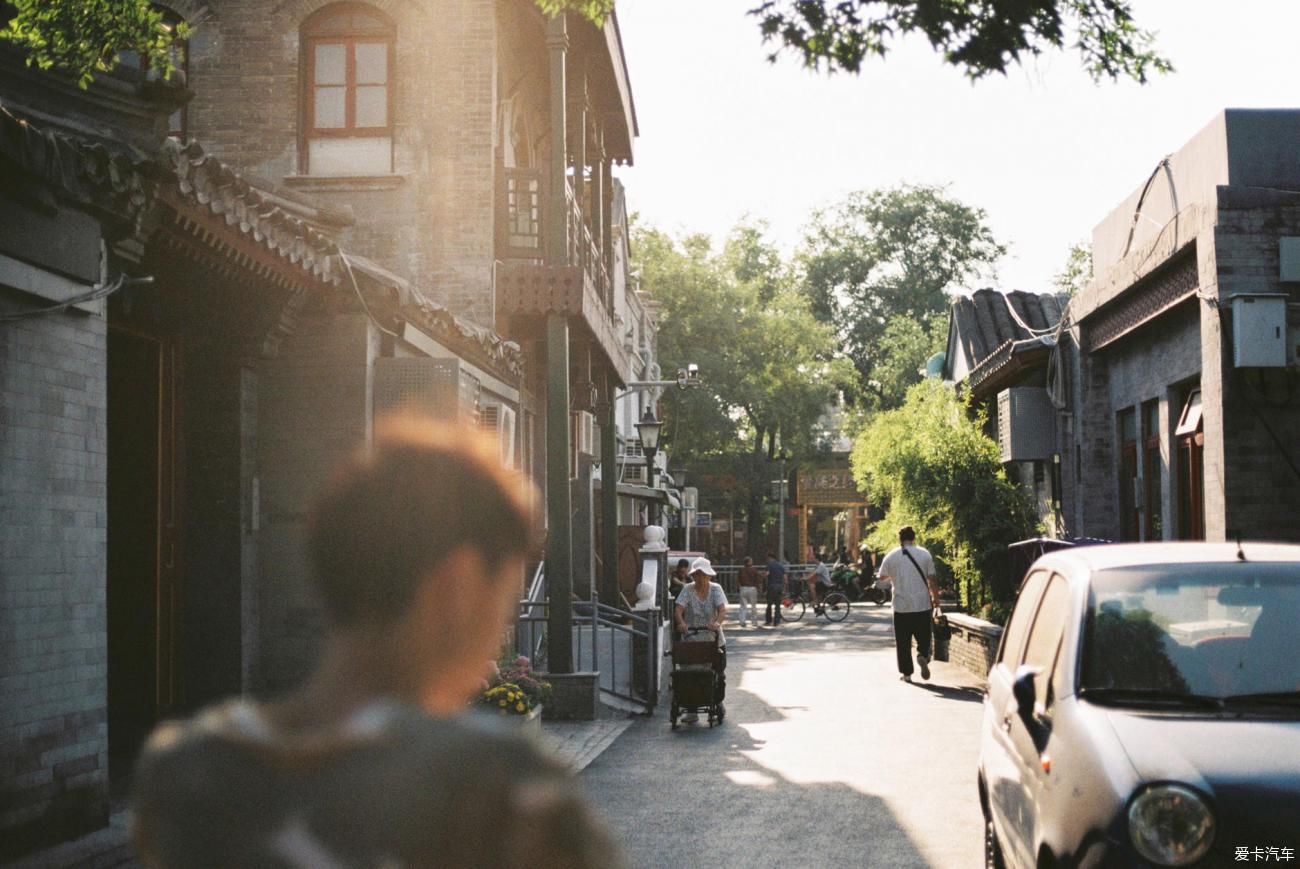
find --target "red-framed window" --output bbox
[1141,399,1163,540]
[301,4,394,174]
[1118,407,1139,541]
[1175,388,1205,540]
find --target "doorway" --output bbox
[107,328,180,779]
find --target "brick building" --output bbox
[2,0,640,856]
[1067,109,1300,543]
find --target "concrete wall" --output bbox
[0,308,109,858]
[185,0,502,326]
[1093,110,1300,276]
[255,311,375,695]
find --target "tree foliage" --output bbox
[851,379,1037,610]
[748,0,1172,81]
[1053,239,1093,297]
[636,220,850,548]
[0,0,190,89]
[798,184,1004,408]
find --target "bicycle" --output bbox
[779,583,850,623]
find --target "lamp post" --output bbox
[775,449,791,562]
[635,406,662,525]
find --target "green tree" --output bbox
[870,315,947,409]
[544,0,1170,82]
[798,184,1004,408]
[636,220,850,550]
[1,0,190,88]
[1053,240,1093,297]
[851,379,1037,612]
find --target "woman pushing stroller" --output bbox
[673,557,727,722]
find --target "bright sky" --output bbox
[616,0,1300,293]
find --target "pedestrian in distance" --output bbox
[674,557,728,722]
[877,525,941,683]
[737,556,761,627]
[763,552,787,626]
[669,557,690,600]
[805,553,832,610]
[131,416,623,868]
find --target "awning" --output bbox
[597,481,677,507]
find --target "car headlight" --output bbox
[1128,784,1215,866]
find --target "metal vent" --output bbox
[997,387,1056,462]
[374,358,479,422]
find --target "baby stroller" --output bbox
[669,628,725,729]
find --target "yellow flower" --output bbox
[516,702,525,712]
[499,699,507,707]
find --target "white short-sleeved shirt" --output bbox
[878,544,935,614]
[676,582,728,646]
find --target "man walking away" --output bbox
[737,556,761,627]
[764,553,786,626]
[878,525,940,683]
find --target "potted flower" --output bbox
[477,655,551,733]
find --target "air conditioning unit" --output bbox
[997,387,1055,463]
[480,403,518,469]
[374,358,481,423]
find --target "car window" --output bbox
[1023,574,1071,707]
[999,570,1049,667]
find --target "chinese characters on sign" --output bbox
[1236,846,1296,862]
[796,468,865,506]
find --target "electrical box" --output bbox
[997,387,1056,463]
[1229,293,1287,368]
[1279,237,1300,282]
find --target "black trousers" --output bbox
[893,610,932,675]
[765,588,784,624]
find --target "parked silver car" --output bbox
[979,542,1300,867]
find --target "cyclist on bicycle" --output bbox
[805,556,832,610]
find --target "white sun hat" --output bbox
[689,556,716,576]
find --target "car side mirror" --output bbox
[1012,664,1049,753]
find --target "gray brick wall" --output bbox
[942,614,1003,681]
[0,307,110,858]
[1210,193,1300,542]
[255,311,375,695]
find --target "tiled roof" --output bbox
[2,104,522,381]
[950,288,1068,370]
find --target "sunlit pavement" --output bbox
[580,605,987,869]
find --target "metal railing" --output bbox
[515,594,662,713]
[704,563,820,598]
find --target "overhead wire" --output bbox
[0,273,148,323]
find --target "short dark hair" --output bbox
[676,558,690,569]
[743,556,753,566]
[766,552,776,560]
[308,415,534,626]
[899,525,916,543]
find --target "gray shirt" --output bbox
[879,544,936,614]
[133,698,622,868]
[676,581,728,647]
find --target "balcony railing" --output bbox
[497,167,611,306]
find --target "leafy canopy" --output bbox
[852,379,1037,609]
[798,184,1004,408]
[0,0,190,89]
[3,0,1169,91]
[749,0,1172,81]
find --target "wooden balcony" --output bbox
[496,167,628,382]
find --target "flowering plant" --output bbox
[477,655,551,715]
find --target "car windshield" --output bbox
[1080,562,1300,702]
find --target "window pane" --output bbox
[355,42,387,84]
[355,85,387,127]
[1000,571,1049,666]
[1024,575,1071,702]
[314,43,346,85]
[314,86,346,128]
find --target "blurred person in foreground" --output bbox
[132,416,623,868]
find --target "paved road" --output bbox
[581,605,988,869]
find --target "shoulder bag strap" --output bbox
[901,548,927,585]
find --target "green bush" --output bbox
[853,380,1038,611]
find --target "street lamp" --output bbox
[635,407,663,523]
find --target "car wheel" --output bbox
[984,816,1006,869]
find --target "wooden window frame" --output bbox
[1175,388,1205,540]
[1117,408,1139,542]
[304,35,394,138]
[1141,400,1163,541]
